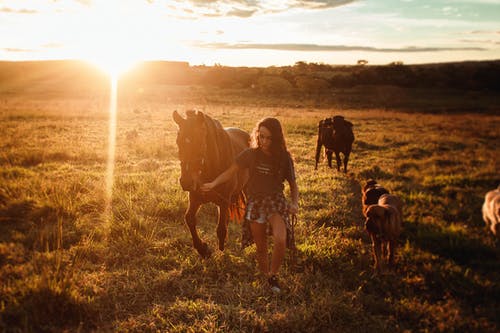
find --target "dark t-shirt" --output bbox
[236,148,295,197]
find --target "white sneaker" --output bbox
[268,275,281,293]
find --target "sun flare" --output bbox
[105,77,117,215]
[87,54,138,79]
[80,0,144,78]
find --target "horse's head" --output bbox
[173,110,208,192]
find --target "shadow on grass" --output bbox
[403,221,498,269]
[1,288,94,333]
[314,176,364,229]
[358,166,393,181]
[355,140,382,151]
[0,199,79,250]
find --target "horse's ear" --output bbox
[172,110,184,126]
[195,111,205,124]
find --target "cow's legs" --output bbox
[326,150,333,168]
[334,151,342,172]
[343,152,350,173]
[315,142,323,170]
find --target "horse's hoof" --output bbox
[198,243,212,259]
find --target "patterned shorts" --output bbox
[241,192,295,249]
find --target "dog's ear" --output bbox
[364,190,377,205]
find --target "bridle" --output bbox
[181,156,205,175]
[178,132,208,177]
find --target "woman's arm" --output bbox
[200,162,239,192]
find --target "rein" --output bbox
[290,213,298,267]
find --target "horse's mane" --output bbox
[186,110,234,181]
[188,110,244,221]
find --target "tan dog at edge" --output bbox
[482,186,500,239]
[365,193,404,271]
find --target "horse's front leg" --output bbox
[216,203,230,251]
[185,193,211,258]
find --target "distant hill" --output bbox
[1,59,499,112]
[1,59,499,91]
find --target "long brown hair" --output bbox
[251,117,289,168]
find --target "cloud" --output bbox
[290,0,357,10]
[75,0,92,6]
[468,30,500,35]
[41,43,65,49]
[0,7,37,14]
[455,0,500,4]
[2,48,36,53]
[193,42,486,52]
[2,42,65,55]
[460,39,500,45]
[168,0,356,18]
[226,8,257,18]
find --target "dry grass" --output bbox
[0,85,499,332]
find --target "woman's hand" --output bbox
[200,163,238,192]
[200,182,215,192]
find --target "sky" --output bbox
[1,0,499,72]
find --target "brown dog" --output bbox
[365,194,404,271]
[362,179,389,217]
[482,186,500,238]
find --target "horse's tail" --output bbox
[229,190,246,223]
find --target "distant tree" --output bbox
[256,75,292,95]
[328,73,354,88]
[295,75,330,96]
[202,66,237,88]
[357,59,368,66]
[294,61,308,73]
[280,69,295,86]
[389,61,404,66]
[262,66,283,76]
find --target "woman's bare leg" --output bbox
[250,221,269,276]
[269,214,287,276]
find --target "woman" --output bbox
[201,117,299,293]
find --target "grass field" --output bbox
[0,82,499,332]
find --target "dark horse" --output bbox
[173,110,249,258]
[315,115,354,173]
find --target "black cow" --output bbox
[315,115,354,173]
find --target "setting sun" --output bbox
[77,1,143,77]
[86,54,138,79]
